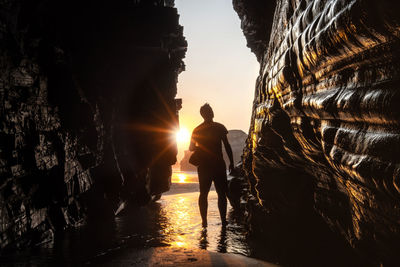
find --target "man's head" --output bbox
[200,103,214,121]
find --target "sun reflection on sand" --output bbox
[155,170,250,255]
[160,195,193,250]
[157,189,249,256]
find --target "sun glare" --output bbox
[177,173,187,183]
[176,127,190,144]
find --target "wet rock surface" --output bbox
[0,0,186,248]
[234,0,400,265]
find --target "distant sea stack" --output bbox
[180,129,247,171]
[179,150,197,172]
[223,130,247,167]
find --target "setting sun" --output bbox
[177,173,187,183]
[176,127,190,144]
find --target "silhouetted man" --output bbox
[189,103,234,227]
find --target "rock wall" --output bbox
[0,0,186,248]
[234,0,400,265]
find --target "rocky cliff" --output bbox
[222,129,247,166]
[179,150,197,172]
[0,0,186,248]
[234,0,400,265]
[180,129,247,172]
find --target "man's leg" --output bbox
[213,164,228,225]
[198,166,212,227]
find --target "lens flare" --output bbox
[176,127,190,144]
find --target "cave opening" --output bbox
[172,0,258,170]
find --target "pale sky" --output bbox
[175,0,258,132]
[174,0,259,159]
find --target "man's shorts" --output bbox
[198,160,227,196]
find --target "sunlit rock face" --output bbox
[234,0,400,264]
[0,0,186,248]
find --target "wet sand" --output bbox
[92,171,277,266]
[0,171,277,266]
[95,246,277,266]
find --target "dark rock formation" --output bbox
[179,150,197,172]
[0,0,186,248]
[180,129,247,172]
[234,0,400,265]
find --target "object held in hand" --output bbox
[189,150,201,166]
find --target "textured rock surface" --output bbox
[179,129,247,172]
[0,0,186,248]
[234,0,400,264]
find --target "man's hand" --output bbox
[229,163,234,174]
[222,135,234,174]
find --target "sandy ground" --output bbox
[0,171,280,266]
[93,246,278,266]
[92,172,280,266]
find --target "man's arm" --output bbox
[222,135,234,173]
[189,133,197,151]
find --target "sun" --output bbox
[175,127,190,145]
[172,172,188,183]
[177,173,187,183]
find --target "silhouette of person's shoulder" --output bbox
[193,122,227,142]
[194,122,226,132]
[212,122,226,129]
[193,122,205,133]
[212,122,228,134]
